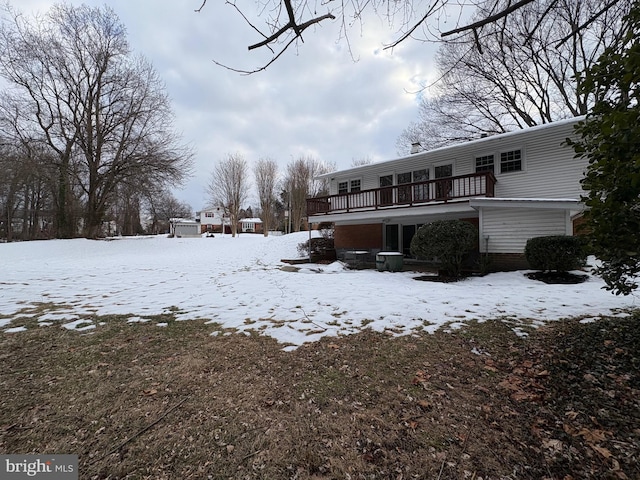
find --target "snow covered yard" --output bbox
[2,234,639,479]
[0,232,637,347]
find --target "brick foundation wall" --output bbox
[573,214,590,236]
[334,224,382,250]
[487,253,529,272]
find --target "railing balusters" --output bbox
[308,172,497,215]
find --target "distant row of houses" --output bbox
[169,207,264,237]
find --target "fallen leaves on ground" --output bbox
[0,312,638,479]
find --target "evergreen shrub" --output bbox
[525,235,587,272]
[410,220,477,277]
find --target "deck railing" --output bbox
[307,172,496,215]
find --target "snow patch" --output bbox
[0,233,636,347]
[62,320,96,331]
[5,326,27,333]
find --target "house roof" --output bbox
[469,198,583,210]
[317,115,586,180]
[197,206,223,214]
[169,218,198,223]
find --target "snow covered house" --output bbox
[239,218,264,234]
[307,117,587,271]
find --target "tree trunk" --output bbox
[55,157,76,239]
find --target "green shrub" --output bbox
[525,235,587,272]
[410,220,477,277]
[297,224,336,261]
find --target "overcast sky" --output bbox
[12,1,459,211]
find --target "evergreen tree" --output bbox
[568,2,640,295]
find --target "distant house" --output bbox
[196,208,265,234]
[196,207,225,234]
[306,117,587,271]
[239,218,264,234]
[169,218,200,238]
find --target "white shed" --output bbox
[169,218,201,238]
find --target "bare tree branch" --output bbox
[196,0,627,73]
[383,2,441,50]
[226,1,276,54]
[523,0,560,45]
[213,34,297,74]
[248,12,336,50]
[441,0,536,37]
[555,0,621,48]
[194,0,207,13]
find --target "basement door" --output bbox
[402,225,416,256]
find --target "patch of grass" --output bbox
[1,312,638,479]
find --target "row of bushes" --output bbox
[409,220,587,277]
[300,219,587,277]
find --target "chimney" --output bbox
[410,142,422,154]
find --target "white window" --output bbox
[500,149,522,173]
[379,175,393,205]
[475,154,494,173]
[397,172,412,203]
[338,179,361,193]
[412,169,429,201]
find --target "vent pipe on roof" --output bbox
[410,142,422,154]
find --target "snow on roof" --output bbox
[241,218,263,223]
[470,197,584,210]
[169,218,197,223]
[474,197,580,202]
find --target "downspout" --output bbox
[308,221,312,261]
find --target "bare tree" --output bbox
[194,0,626,73]
[207,153,250,237]
[351,156,373,167]
[144,189,192,235]
[253,158,278,237]
[283,156,333,232]
[0,143,27,241]
[0,4,193,238]
[0,138,58,241]
[397,0,631,153]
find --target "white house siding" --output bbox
[480,208,570,254]
[326,117,587,201]
[198,207,224,230]
[332,152,472,194]
[312,118,587,267]
[492,122,588,199]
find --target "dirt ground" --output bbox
[1,310,638,479]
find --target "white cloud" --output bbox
[7,0,441,210]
